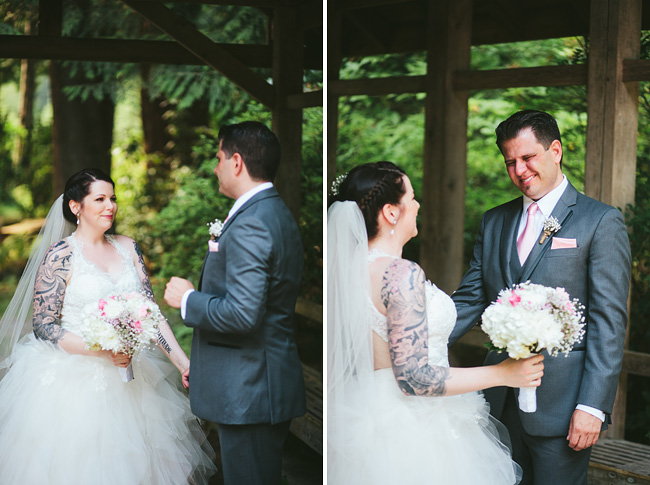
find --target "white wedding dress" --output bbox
[0,234,216,484]
[328,251,521,484]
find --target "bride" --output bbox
[0,169,216,484]
[327,162,544,484]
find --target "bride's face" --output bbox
[77,181,117,232]
[397,176,419,240]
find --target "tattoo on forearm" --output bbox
[381,260,450,397]
[157,330,172,354]
[133,241,155,301]
[33,240,71,344]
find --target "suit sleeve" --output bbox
[184,217,272,335]
[578,208,631,413]
[449,213,490,345]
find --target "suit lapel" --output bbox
[519,182,578,282]
[500,199,522,289]
[197,187,279,290]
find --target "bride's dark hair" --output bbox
[62,168,115,224]
[330,161,407,240]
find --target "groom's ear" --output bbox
[231,152,245,176]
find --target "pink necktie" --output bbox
[517,202,538,265]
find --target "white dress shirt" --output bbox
[180,183,274,318]
[517,175,605,422]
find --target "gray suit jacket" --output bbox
[184,187,306,425]
[450,181,631,436]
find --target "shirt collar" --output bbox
[228,182,273,219]
[522,175,568,218]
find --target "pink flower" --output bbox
[508,292,521,307]
[138,306,149,319]
[496,298,503,304]
[98,299,107,310]
[134,321,143,332]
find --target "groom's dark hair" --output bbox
[495,110,563,166]
[218,121,281,182]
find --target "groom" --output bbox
[164,121,306,485]
[449,110,631,484]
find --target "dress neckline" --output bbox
[368,247,399,262]
[69,232,129,281]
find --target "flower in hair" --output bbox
[330,173,347,197]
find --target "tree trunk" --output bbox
[13,20,36,172]
[140,64,170,155]
[50,61,115,195]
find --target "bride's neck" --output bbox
[368,237,403,258]
[73,226,107,246]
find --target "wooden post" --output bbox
[272,4,304,221]
[327,7,342,193]
[420,0,472,294]
[585,0,641,439]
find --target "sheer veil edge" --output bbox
[0,195,75,377]
[327,201,374,464]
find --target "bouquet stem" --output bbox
[518,386,537,412]
[119,363,134,383]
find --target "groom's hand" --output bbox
[164,276,195,309]
[567,409,601,451]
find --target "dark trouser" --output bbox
[501,389,592,485]
[217,420,291,485]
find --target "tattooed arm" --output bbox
[32,240,130,366]
[381,259,545,397]
[122,237,190,378]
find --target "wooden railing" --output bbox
[291,297,323,455]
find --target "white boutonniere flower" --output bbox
[539,216,561,244]
[207,218,225,240]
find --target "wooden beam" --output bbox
[330,75,426,96]
[334,0,414,11]
[585,0,641,441]
[623,58,650,82]
[454,64,588,91]
[0,35,276,66]
[0,35,321,70]
[122,0,275,108]
[38,0,63,37]
[420,0,472,294]
[272,5,303,220]
[287,91,323,109]
[130,0,280,6]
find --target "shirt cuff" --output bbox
[180,289,195,320]
[576,404,606,422]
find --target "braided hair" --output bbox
[330,162,407,240]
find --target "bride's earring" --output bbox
[76,212,80,225]
[390,220,397,235]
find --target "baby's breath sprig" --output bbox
[329,173,347,197]
[539,216,561,244]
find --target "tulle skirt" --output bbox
[0,336,216,485]
[328,368,521,484]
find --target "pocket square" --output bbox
[208,240,219,252]
[551,237,577,249]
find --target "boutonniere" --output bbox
[207,218,225,240]
[539,216,561,244]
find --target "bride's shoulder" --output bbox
[109,234,140,258]
[381,258,426,284]
[40,238,73,266]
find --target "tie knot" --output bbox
[528,202,538,216]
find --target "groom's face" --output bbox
[502,127,563,201]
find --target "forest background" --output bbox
[0,2,649,447]
[334,35,650,445]
[0,2,323,368]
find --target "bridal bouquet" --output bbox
[81,292,161,382]
[481,282,585,412]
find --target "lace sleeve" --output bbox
[381,259,450,397]
[32,239,73,344]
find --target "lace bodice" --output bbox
[61,234,141,335]
[368,250,457,367]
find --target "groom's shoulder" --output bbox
[483,197,521,218]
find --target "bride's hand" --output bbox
[181,366,190,390]
[497,354,544,388]
[105,351,132,368]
